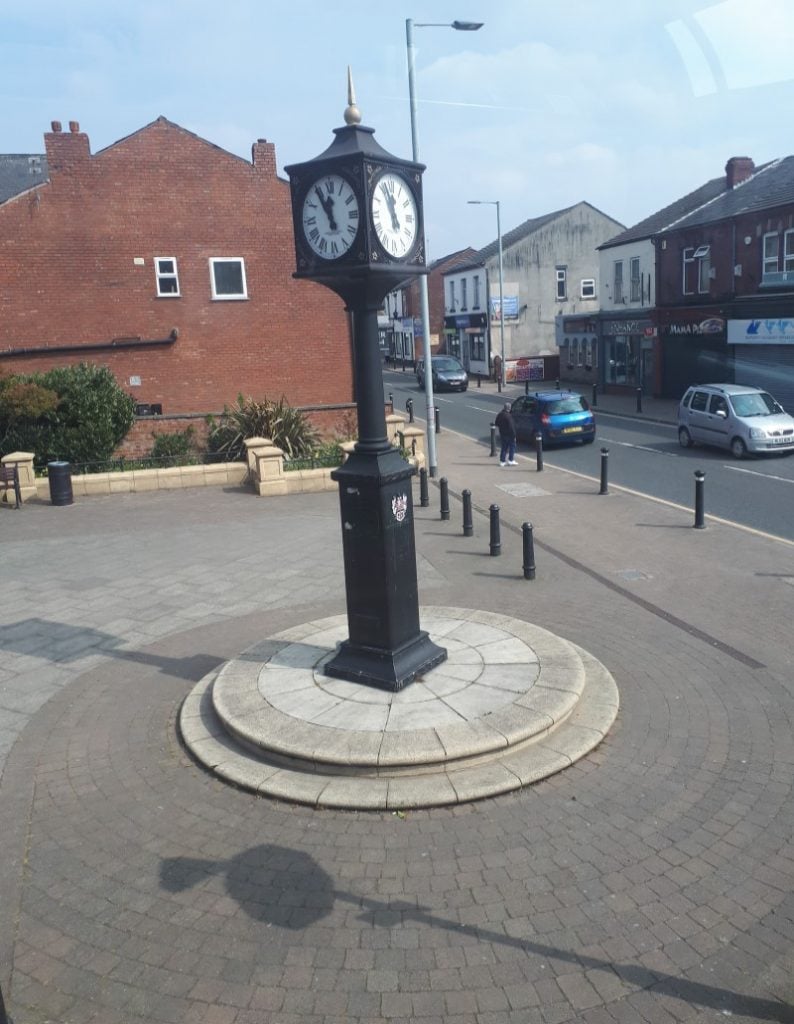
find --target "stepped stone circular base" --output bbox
[180,607,619,810]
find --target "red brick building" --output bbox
[0,117,354,437]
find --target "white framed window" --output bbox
[461,278,468,310]
[682,247,695,295]
[613,261,624,303]
[449,280,456,311]
[763,233,779,276]
[209,257,248,300]
[785,230,794,273]
[695,245,711,293]
[580,278,595,299]
[473,275,481,309]
[155,257,180,297]
[556,267,567,301]
[630,257,641,302]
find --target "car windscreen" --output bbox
[545,397,588,415]
[432,358,463,372]
[730,392,777,416]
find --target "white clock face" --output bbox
[371,172,418,259]
[301,174,360,260]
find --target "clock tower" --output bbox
[285,72,446,691]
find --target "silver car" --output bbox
[678,383,794,458]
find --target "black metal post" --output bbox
[636,387,643,413]
[522,522,536,580]
[694,470,706,529]
[477,373,481,389]
[592,383,598,407]
[440,477,450,521]
[406,398,414,423]
[555,378,560,390]
[419,467,429,507]
[535,435,544,472]
[524,379,529,395]
[599,447,609,495]
[490,423,497,457]
[489,504,501,556]
[462,489,473,537]
[434,407,440,434]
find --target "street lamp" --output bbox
[406,17,483,476]
[468,200,505,392]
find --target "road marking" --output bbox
[723,465,794,485]
[466,404,495,412]
[598,436,679,457]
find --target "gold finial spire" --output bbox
[344,66,362,125]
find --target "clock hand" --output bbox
[314,186,338,232]
[383,190,400,232]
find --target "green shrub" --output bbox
[150,427,196,466]
[0,363,135,466]
[206,394,320,461]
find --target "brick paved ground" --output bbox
[1,422,793,1024]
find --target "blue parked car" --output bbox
[510,391,596,447]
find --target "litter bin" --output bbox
[48,461,74,506]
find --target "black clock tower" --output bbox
[284,73,446,691]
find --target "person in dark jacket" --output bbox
[494,402,517,466]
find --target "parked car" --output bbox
[510,391,596,447]
[677,383,794,458]
[416,356,468,392]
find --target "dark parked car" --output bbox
[510,391,596,446]
[416,356,468,392]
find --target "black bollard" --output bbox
[592,383,598,407]
[477,373,482,389]
[636,387,643,414]
[406,398,414,423]
[599,447,609,495]
[440,477,450,521]
[489,504,501,556]
[522,522,536,580]
[419,467,429,508]
[462,489,473,537]
[490,423,497,457]
[555,377,560,390]
[694,470,706,529]
[435,407,440,434]
[524,379,529,396]
[535,434,544,472]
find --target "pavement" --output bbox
[1,393,793,1023]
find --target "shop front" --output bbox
[601,317,656,394]
[442,312,489,377]
[728,315,794,411]
[656,310,727,398]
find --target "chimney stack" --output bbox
[252,138,277,177]
[44,119,90,176]
[725,156,755,189]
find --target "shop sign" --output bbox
[727,318,794,345]
[505,357,545,383]
[490,293,519,320]
[662,316,725,336]
[603,319,652,335]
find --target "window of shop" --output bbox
[155,257,180,296]
[470,334,485,361]
[461,278,468,310]
[568,339,577,367]
[576,339,583,366]
[581,278,595,299]
[613,261,624,303]
[449,280,456,311]
[695,245,711,293]
[785,230,794,272]
[630,257,641,302]
[683,247,695,294]
[605,335,639,386]
[209,258,247,299]
[473,275,481,308]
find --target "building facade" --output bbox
[446,203,624,380]
[0,118,353,427]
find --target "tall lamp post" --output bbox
[468,199,505,391]
[406,17,483,475]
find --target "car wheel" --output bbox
[678,426,694,449]
[730,436,748,459]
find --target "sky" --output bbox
[3,0,793,259]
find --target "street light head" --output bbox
[451,20,484,30]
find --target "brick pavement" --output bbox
[0,429,793,1023]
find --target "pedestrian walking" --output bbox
[494,402,517,466]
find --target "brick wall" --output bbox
[0,118,354,415]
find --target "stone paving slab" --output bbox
[0,428,793,1023]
